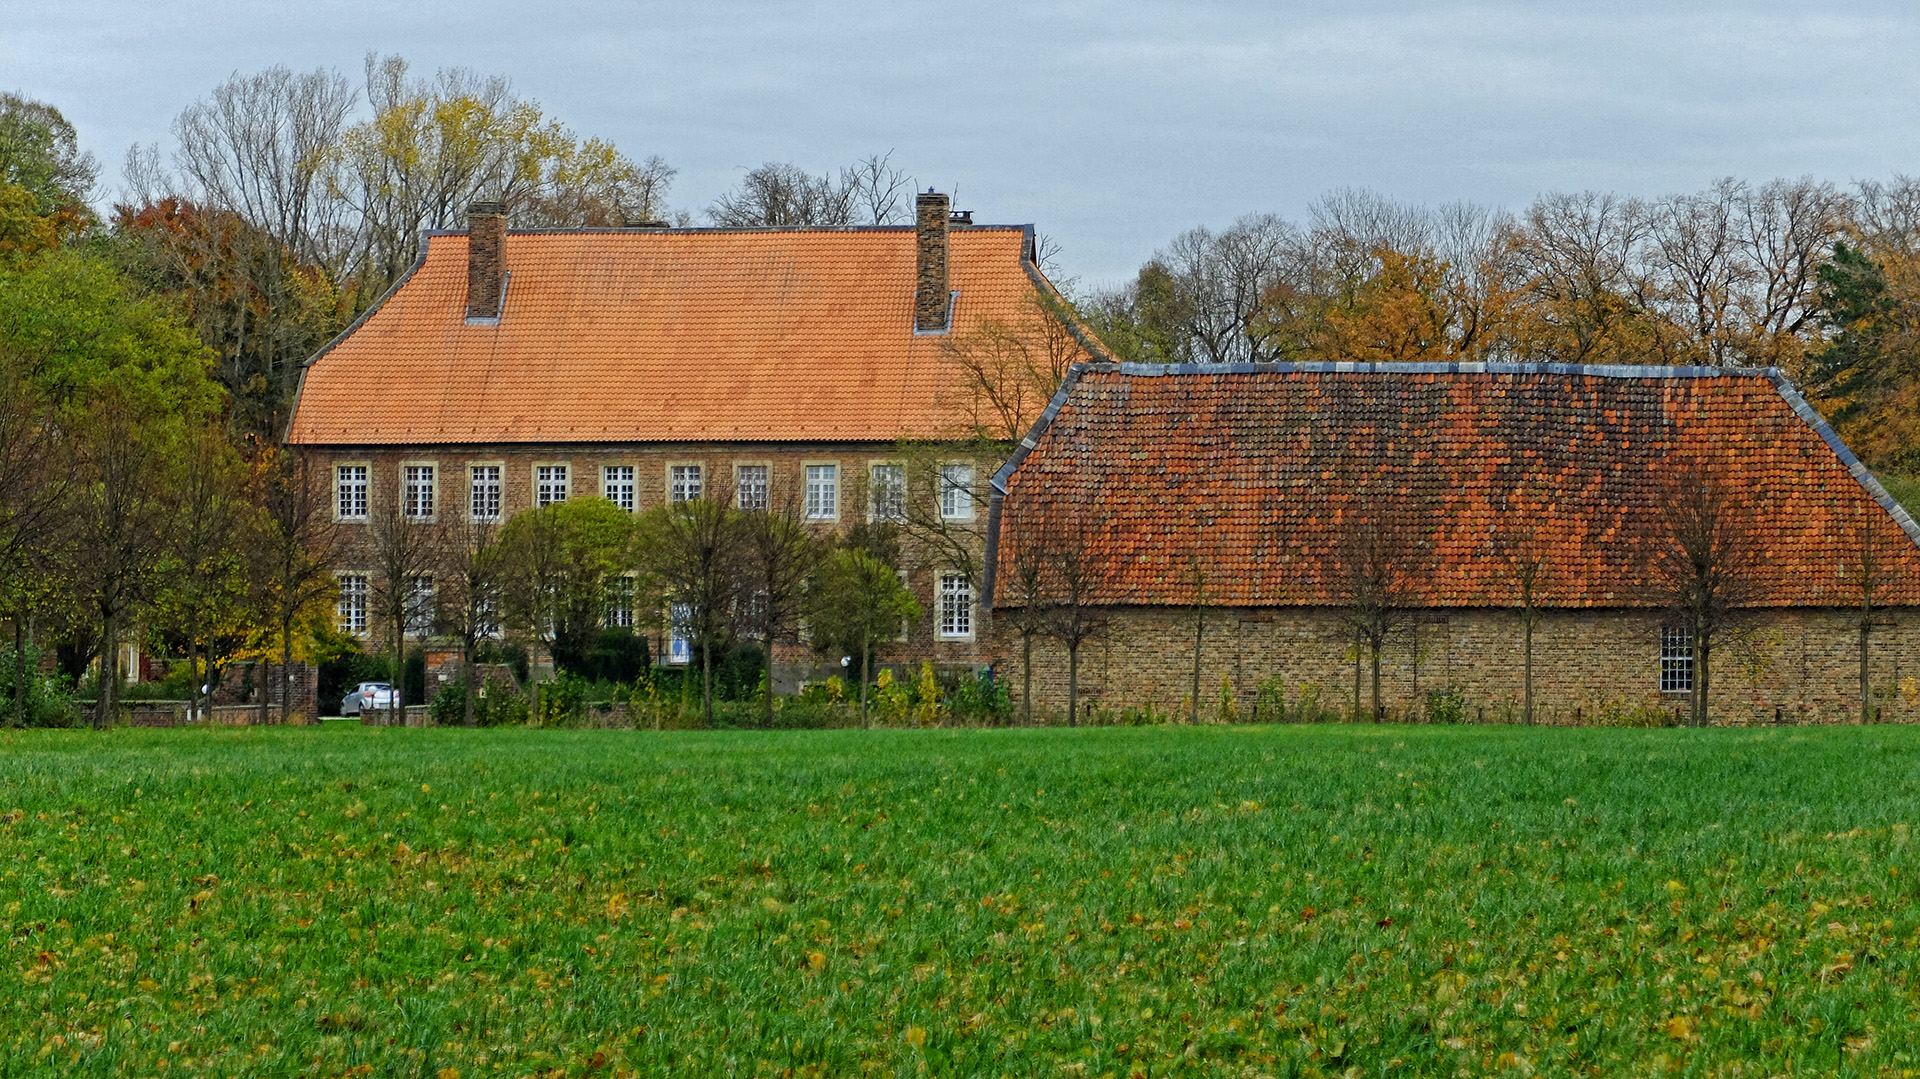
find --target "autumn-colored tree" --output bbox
[1649,463,1758,728]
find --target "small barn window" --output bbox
[1660,625,1693,694]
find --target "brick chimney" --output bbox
[913,190,950,333]
[466,201,508,321]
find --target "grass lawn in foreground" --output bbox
[2,724,1918,1077]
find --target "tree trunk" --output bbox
[1523,611,1534,727]
[12,616,26,727]
[1067,641,1080,728]
[1351,628,1362,722]
[281,612,296,725]
[762,632,775,729]
[859,630,871,729]
[391,614,404,727]
[1692,637,1709,728]
[463,640,478,727]
[1190,605,1204,725]
[1369,640,1383,723]
[1020,633,1033,728]
[701,638,714,729]
[98,611,118,730]
[1860,596,1872,726]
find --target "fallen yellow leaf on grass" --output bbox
[905,1026,927,1047]
[1666,1015,1696,1040]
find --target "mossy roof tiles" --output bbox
[993,364,1920,610]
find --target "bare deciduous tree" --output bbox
[1650,463,1758,728]
[737,485,819,726]
[1336,513,1417,723]
[365,478,443,725]
[1033,500,1114,728]
[1844,523,1897,725]
[638,475,743,727]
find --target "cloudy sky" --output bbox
[8,1,1920,286]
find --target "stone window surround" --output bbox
[467,461,504,521]
[938,571,974,640]
[399,459,439,522]
[335,461,371,522]
[803,460,840,521]
[534,461,571,506]
[601,461,638,512]
[734,460,772,511]
[667,461,704,503]
[868,459,906,523]
[939,462,975,521]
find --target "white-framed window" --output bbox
[337,573,369,635]
[668,603,693,664]
[736,464,769,511]
[940,463,974,521]
[336,464,368,521]
[607,575,636,628]
[1660,625,1694,694]
[602,465,636,511]
[403,464,436,520]
[405,576,436,637]
[536,464,569,507]
[474,590,500,639]
[870,463,906,522]
[671,464,703,503]
[938,573,973,639]
[805,464,838,520]
[469,464,502,520]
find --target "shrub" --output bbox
[946,667,1011,726]
[913,661,943,728]
[1253,675,1288,722]
[536,675,588,728]
[1293,684,1335,724]
[429,683,467,726]
[1215,675,1239,724]
[0,644,77,727]
[1426,687,1467,725]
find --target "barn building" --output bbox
[987,362,1920,725]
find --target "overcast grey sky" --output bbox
[8,1,1920,286]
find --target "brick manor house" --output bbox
[287,193,1096,681]
[987,362,1920,725]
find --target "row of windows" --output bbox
[337,461,975,523]
[334,572,977,650]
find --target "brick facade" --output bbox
[993,606,1920,726]
[319,441,999,677]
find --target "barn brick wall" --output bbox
[990,606,1920,726]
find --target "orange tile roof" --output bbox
[288,226,1079,445]
[991,363,1920,610]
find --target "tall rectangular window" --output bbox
[337,574,368,634]
[870,463,905,522]
[671,464,703,503]
[940,464,974,521]
[603,465,636,511]
[1660,626,1694,694]
[536,464,569,507]
[668,603,693,664]
[939,574,973,639]
[607,576,636,628]
[336,465,368,520]
[469,464,501,520]
[736,465,769,511]
[805,464,838,520]
[405,576,436,637]
[403,464,436,520]
[474,590,500,639]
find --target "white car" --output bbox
[341,682,398,716]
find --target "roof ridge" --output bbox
[1099,360,1774,378]
[420,224,1032,237]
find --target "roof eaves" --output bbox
[418,224,1031,237]
[1105,360,1764,378]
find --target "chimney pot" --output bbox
[466,202,508,321]
[914,191,951,333]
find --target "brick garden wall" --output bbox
[991,606,1920,726]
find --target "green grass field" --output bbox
[3,725,1918,1077]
